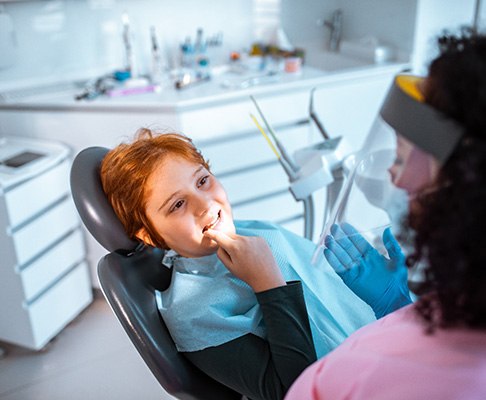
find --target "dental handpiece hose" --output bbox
[303,196,315,240]
[250,113,315,239]
[250,114,299,181]
[310,88,331,140]
[250,96,300,173]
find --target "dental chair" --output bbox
[70,147,241,400]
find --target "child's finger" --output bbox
[204,229,234,248]
[216,247,233,267]
[203,228,222,242]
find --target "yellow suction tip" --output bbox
[250,113,281,160]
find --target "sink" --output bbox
[305,51,372,72]
[305,39,400,72]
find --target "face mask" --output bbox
[382,185,409,236]
[355,168,409,235]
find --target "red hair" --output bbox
[100,128,210,248]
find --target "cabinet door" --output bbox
[312,73,396,153]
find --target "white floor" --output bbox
[0,294,176,400]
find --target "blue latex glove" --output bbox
[324,223,412,318]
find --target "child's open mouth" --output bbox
[202,210,221,233]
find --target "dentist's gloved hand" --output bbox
[324,223,412,318]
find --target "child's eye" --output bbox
[198,175,210,187]
[170,199,185,213]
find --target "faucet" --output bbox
[324,9,343,52]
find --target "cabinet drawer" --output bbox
[29,261,92,348]
[198,124,312,176]
[21,229,86,302]
[5,159,70,228]
[220,163,288,205]
[233,191,303,222]
[180,90,310,140]
[13,197,80,266]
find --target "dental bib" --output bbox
[156,220,375,357]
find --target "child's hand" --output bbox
[204,229,286,292]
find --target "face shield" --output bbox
[313,74,464,263]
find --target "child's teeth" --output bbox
[203,212,219,233]
[203,212,220,233]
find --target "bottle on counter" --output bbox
[150,26,168,85]
[180,36,195,69]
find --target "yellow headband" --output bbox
[395,75,425,102]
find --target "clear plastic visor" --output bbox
[312,73,460,265]
[313,111,441,264]
[313,114,404,263]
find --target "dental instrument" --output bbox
[150,26,167,84]
[250,91,356,241]
[250,95,300,174]
[106,84,161,97]
[309,87,331,140]
[122,11,135,76]
[174,73,211,90]
[75,75,116,101]
[250,109,329,240]
[249,113,298,180]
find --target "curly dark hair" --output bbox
[406,33,486,331]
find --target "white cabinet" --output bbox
[0,137,92,350]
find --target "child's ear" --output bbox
[135,227,156,247]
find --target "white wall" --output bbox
[338,0,417,54]
[2,0,482,91]
[281,0,416,57]
[411,0,479,74]
[0,0,255,90]
[280,0,339,51]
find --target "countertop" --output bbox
[0,61,409,114]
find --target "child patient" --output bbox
[100,128,375,400]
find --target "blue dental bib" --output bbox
[156,220,375,357]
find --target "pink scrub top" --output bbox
[286,304,486,400]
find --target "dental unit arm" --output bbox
[251,92,351,240]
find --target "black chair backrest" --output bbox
[70,147,241,400]
[70,147,138,253]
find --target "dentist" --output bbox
[206,33,486,399]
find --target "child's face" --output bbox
[137,155,235,258]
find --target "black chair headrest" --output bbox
[70,146,139,253]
